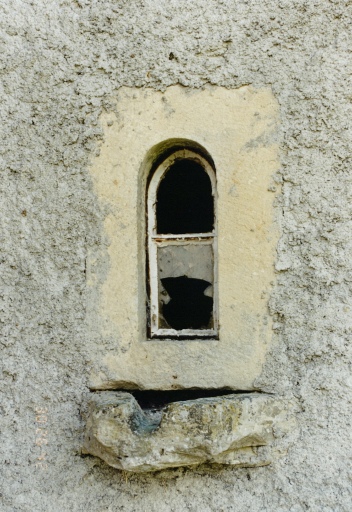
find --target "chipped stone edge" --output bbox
[82,391,297,473]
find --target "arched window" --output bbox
[147,149,218,338]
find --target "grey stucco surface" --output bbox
[1,0,351,510]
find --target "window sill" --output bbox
[83,391,296,473]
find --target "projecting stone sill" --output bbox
[83,391,295,473]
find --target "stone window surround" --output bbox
[87,85,280,391]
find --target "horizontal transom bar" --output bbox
[152,233,215,240]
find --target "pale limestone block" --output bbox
[87,85,280,390]
[83,392,295,472]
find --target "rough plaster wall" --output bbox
[1,0,351,510]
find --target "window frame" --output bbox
[147,149,218,339]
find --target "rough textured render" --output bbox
[1,1,352,511]
[83,392,296,473]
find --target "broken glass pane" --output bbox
[157,244,214,330]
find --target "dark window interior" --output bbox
[161,276,213,330]
[156,159,214,234]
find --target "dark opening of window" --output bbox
[156,159,214,234]
[161,276,213,330]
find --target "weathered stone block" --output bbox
[87,85,280,391]
[83,392,295,472]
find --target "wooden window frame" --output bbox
[147,149,218,339]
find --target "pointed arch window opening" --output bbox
[147,149,218,339]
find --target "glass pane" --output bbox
[157,243,214,330]
[156,159,214,234]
